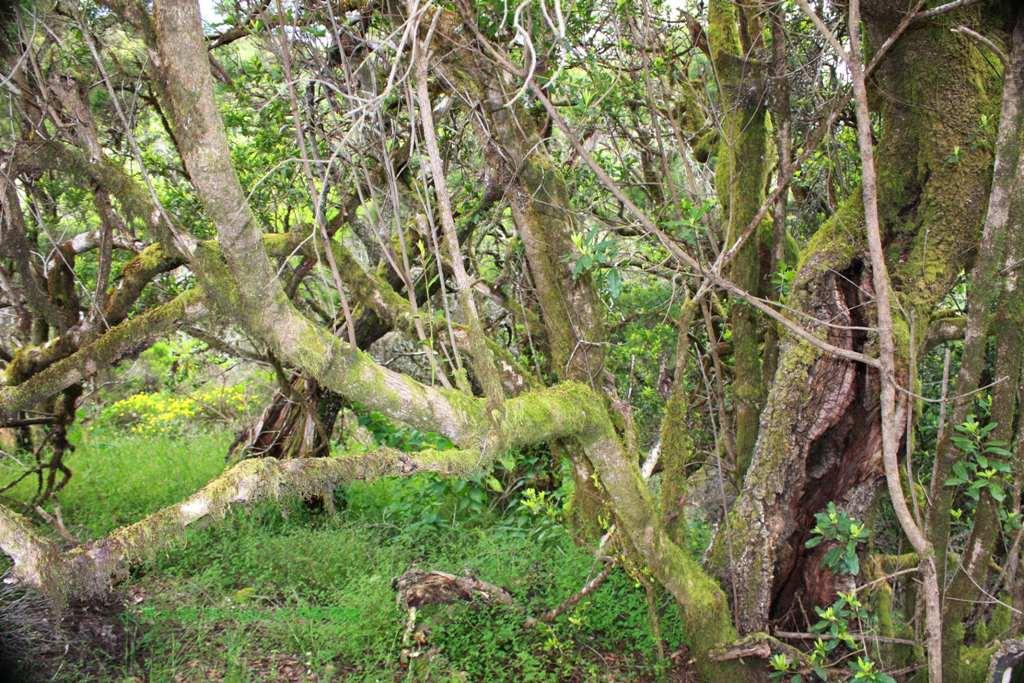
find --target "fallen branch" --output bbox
[709,633,837,678]
[524,561,615,627]
[393,568,514,609]
[774,630,917,647]
[710,638,771,662]
[1,447,482,602]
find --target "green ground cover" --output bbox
[3,428,687,682]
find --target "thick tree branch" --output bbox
[0,290,205,415]
[0,446,482,599]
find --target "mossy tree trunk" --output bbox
[936,11,1024,676]
[710,0,999,634]
[708,0,768,478]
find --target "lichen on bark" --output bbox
[709,1,999,634]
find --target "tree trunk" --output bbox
[708,0,768,477]
[710,1,999,633]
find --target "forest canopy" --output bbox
[1,0,1023,680]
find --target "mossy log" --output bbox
[0,446,482,601]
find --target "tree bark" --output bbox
[709,0,999,634]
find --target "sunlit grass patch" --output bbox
[3,429,683,681]
[0,429,230,540]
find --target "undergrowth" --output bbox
[2,427,695,681]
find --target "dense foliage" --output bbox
[1,0,1023,680]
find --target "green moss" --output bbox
[955,642,996,683]
[986,600,1013,641]
[500,382,602,446]
[1,290,201,415]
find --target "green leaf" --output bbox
[485,476,504,493]
[605,268,623,299]
[845,546,860,575]
[989,483,1006,502]
[952,436,976,452]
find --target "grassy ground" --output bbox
[2,429,690,682]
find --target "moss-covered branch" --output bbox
[4,243,184,386]
[0,289,205,415]
[0,446,482,600]
[265,231,537,395]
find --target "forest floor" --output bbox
[0,430,696,682]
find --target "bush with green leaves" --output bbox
[769,591,892,683]
[353,410,573,536]
[847,657,896,683]
[944,416,1014,504]
[805,502,870,575]
[810,592,873,649]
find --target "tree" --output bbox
[1,0,1022,679]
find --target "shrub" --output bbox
[97,384,258,436]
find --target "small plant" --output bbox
[805,502,869,575]
[811,600,856,650]
[944,144,963,165]
[807,638,831,680]
[663,198,714,247]
[771,264,797,296]
[567,226,623,299]
[944,417,1013,503]
[767,646,828,683]
[517,487,566,547]
[767,653,797,682]
[1001,509,1023,533]
[810,592,871,651]
[848,656,896,682]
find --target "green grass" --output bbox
[3,429,684,681]
[0,428,230,539]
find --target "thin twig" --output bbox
[912,0,983,24]
[952,25,1008,65]
[525,562,615,626]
